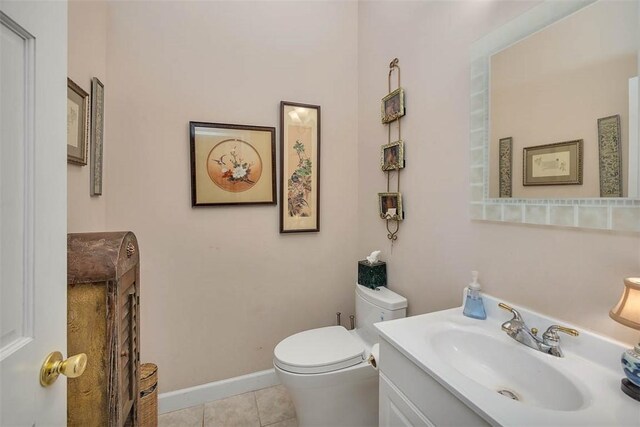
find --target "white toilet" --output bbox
[273,284,407,427]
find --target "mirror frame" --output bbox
[469,0,640,232]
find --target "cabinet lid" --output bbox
[67,231,139,284]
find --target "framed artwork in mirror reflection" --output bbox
[523,139,583,186]
[597,115,622,197]
[498,137,512,197]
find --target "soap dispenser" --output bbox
[463,271,487,320]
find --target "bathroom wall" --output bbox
[103,1,359,392]
[358,1,639,345]
[65,0,640,396]
[67,0,108,232]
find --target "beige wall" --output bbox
[489,1,638,198]
[357,0,638,346]
[66,0,640,395]
[67,0,108,232]
[102,1,359,393]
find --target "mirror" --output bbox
[470,0,640,231]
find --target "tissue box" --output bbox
[358,261,387,289]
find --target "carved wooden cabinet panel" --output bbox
[67,232,140,427]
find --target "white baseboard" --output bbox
[158,368,280,414]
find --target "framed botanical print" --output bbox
[190,121,276,206]
[523,139,583,186]
[280,101,321,233]
[67,78,89,165]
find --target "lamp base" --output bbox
[621,379,640,402]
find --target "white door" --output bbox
[1,1,68,425]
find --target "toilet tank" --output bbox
[355,284,407,345]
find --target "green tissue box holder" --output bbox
[358,261,387,289]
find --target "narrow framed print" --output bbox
[498,137,512,197]
[523,139,583,186]
[67,78,89,165]
[381,140,405,171]
[597,115,623,197]
[280,101,321,233]
[379,192,403,221]
[190,122,276,206]
[90,77,105,196]
[381,87,405,124]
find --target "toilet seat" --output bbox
[274,326,365,374]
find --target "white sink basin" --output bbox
[374,293,640,426]
[430,329,585,411]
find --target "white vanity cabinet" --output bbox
[378,339,489,427]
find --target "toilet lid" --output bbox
[274,326,365,374]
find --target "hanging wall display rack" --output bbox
[379,58,405,241]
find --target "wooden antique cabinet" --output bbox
[67,232,140,426]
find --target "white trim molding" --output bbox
[158,369,280,414]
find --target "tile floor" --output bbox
[158,385,297,427]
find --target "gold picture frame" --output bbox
[381,140,405,171]
[67,78,89,165]
[90,77,104,195]
[379,192,403,220]
[523,139,583,186]
[189,121,276,206]
[381,87,405,124]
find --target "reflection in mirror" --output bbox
[488,1,639,199]
[470,0,640,231]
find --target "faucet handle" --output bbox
[543,325,579,339]
[498,302,523,321]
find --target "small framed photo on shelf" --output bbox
[67,78,90,165]
[379,192,403,220]
[381,88,405,124]
[189,121,276,206]
[381,140,404,171]
[523,139,583,186]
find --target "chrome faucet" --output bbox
[498,302,579,357]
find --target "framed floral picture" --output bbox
[381,140,404,171]
[189,121,276,206]
[280,101,321,233]
[67,78,90,165]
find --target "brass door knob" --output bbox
[40,351,87,387]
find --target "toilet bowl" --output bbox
[273,284,407,427]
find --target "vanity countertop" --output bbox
[374,293,640,426]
